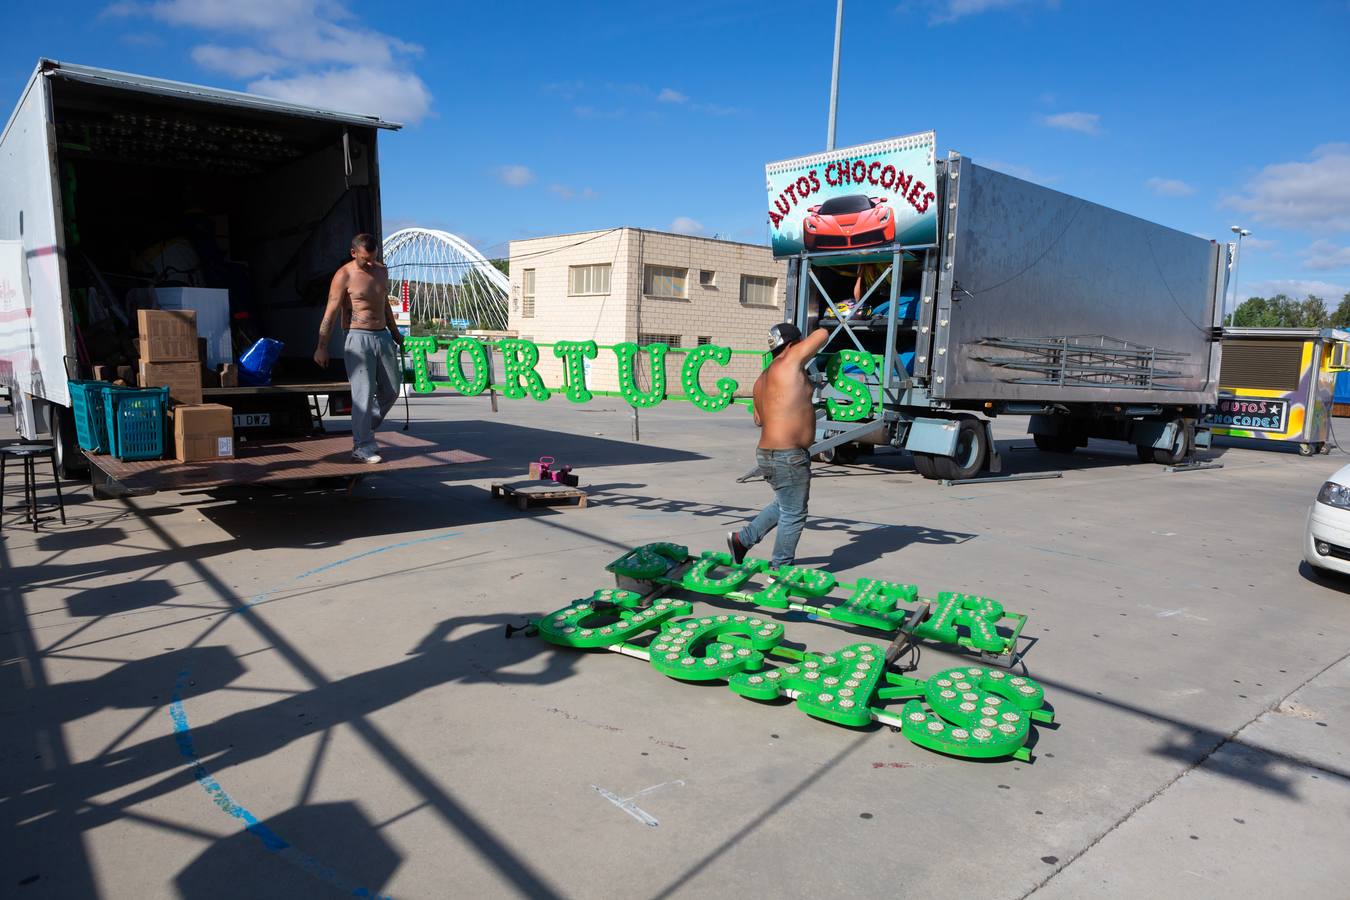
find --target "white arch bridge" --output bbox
[382,228,509,332]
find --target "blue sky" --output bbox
[5,0,1349,310]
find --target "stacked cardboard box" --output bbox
[173,404,235,462]
[137,309,203,405]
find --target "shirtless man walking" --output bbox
[728,322,831,567]
[315,234,403,463]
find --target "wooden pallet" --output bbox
[491,480,588,511]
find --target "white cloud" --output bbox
[191,44,285,78]
[1240,279,1348,301]
[1301,240,1350,272]
[1242,237,1277,252]
[1222,144,1350,232]
[542,80,585,100]
[657,88,688,104]
[670,217,705,235]
[572,105,627,120]
[1145,177,1195,197]
[926,0,1047,25]
[1040,111,1100,135]
[251,67,431,123]
[549,184,597,201]
[495,165,535,188]
[106,0,432,123]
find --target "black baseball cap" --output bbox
[768,322,802,356]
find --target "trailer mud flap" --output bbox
[904,417,960,456]
[1133,419,1178,450]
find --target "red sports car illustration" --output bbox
[802,194,895,250]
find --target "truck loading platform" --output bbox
[83,432,484,493]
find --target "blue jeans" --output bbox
[738,448,812,566]
[344,329,400,452]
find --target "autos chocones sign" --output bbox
[765,132,938,258]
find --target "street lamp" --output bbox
[1228,225,1251,327]
[826,0,844,150]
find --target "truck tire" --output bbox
[51,403,88,479]
[834,442,860,464]
[930,418,988,481]
[911,452,938,478]
[1033,432,1077,454]
[1151,419,1193,466]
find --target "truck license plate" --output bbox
[233,413,271,428]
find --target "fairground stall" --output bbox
[1205,327,1350,456]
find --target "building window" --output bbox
[697,335,712,346]
[740,274,777,307]
[699,270,717,288]
[643,265,688,299]
[521,269,535,318]
[639,332,682,348]
[569,263,611,296]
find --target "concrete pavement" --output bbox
[3,394,1348,898]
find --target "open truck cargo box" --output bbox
[0,60,401,480]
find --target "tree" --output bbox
[1330,292,1350,329]
[1231,293,1332,328]
[1297,295,1329,328]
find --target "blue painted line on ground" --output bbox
[170,672,391,899]
[172,530,465,896]
[227,531,463,618]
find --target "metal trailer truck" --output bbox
[0,59,398,482]
[786,151,1230,481]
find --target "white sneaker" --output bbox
[352,447,383,464]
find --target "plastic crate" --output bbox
[68,380,117,453]
[104,387,169,461]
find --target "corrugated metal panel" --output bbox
[1219,340,1305,392]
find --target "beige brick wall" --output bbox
[507,228,785,397]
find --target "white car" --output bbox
[1306,462,1350,576]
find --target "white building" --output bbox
[507,228,787,396]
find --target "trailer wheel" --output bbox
[1152,419,1194,465]
[930,419,988,481]
[1298,442,1317,457]
[1033,432,1077,454]
[911,452,938,478]
[51,404,88,479]
[834,442,860,464]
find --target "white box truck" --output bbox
[0,59,399,482]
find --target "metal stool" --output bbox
[0,443,66,532]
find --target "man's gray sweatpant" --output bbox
[344,329,400,452]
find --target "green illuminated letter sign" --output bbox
[825,351,876,421]
[443,336,490,396]
[405,336,437,393]
[553,340,598,403]
[498,338,551,401]
[680,344,738,412]
[614,342,669,407]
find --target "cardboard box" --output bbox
[173,404,235,462]
[139,361,203,406]
[137,309,199,362]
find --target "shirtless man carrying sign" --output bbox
[315,234,404,463]
[728,322,831,567]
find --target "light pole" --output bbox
[1228,225,1250,327]
[826,0,843,150]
